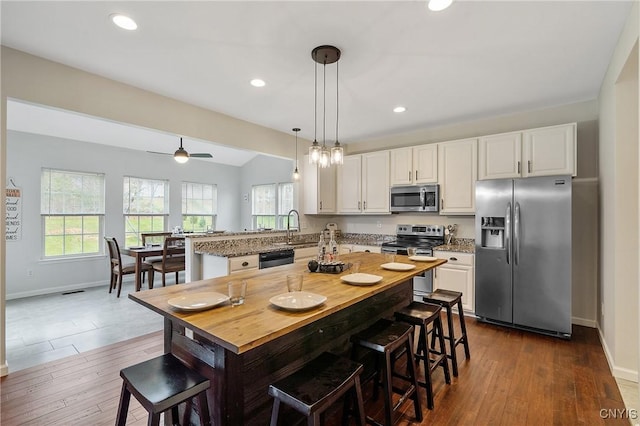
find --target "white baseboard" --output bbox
[572,316,597,328]
[597,324,639,383]
[0,361,8,377]
[6,279,110,300]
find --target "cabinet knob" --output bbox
[449,257,457,261]
[517,161,521,174]
[242,261,249,267]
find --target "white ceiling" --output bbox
[0,1,633,163]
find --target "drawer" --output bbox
[433,251,474,267]
[295,246,317,261]
[229,255,259,272]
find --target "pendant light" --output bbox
[292,127,301,180]
[310,45,341,168]
[331,59,344,165]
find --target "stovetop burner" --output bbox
[381,224,445,254]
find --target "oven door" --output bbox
[412,248,434,301]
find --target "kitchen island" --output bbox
[129,252,446,424]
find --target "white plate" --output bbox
[340,273,384,285]
[408,255,438,262]
[167,292,230,311]
[270,291,327,311]
[381,262,417,271]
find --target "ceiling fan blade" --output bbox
[147,150,172,156]
[190,153,213,158]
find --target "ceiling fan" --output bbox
[148,137,213,163]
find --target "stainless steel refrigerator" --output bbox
[475,175,571,338]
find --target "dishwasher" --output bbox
[259,248,295,269]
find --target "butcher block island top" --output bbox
[129,252,446,354]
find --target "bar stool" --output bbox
[268,352,366,426]
[423,289,471,377]
[394,301,451,410]
[350,319,422,426]
[116,353,211,426]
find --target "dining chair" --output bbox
[105,237,155,297]
[141,232,174,265]
[150,236,186,287]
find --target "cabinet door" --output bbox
[362,151,390,213]
[433,252,474,312]
[337,155,363,213]
[438,138,478,214]
[478,132,522,180]
[522,123,576,177]
[302,155,336,214]
[390,147,413,186]
[318,164,337,213]
[413,144,438,183]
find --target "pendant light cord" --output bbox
[336,60,339,143]
[314,61,317,143]
[322,59,326,148]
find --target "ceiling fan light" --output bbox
[174,147,189,163]
[428,0,453,12]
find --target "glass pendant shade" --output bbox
[331,142,344,165]
[319,146,331,168]
[293,167,300,180]
[309,141,321,164]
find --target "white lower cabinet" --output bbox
[295,246,317,262]
[202,254,259,279]
[433,251,475,313]
[351,245,381,253]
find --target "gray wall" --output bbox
[6,130,242,299]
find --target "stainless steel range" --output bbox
[381,224,445,301]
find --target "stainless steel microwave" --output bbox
[390,185,439,212]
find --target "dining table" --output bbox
[129,251,446,424]
[121,240,185,291]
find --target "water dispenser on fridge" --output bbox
[480,216,505,249]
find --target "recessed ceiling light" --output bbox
[428,0,453,12]
[393,106,407,113]
[110,14,137,31]
[250,79,266,87]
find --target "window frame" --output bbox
[123,176,169,247]
[251,182,293,230]
[40,168,105,259]
[181,181,217,233]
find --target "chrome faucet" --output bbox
[286,209,300,243]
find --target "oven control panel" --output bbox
[396,224,444,237]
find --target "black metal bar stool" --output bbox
[268,352,366,426]
[423,289,471,377]
[350,319,422,426]
[116,353,211,426]
[394,301,451,410]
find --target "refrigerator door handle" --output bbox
[505,203,511,265]
[514,202,521,265]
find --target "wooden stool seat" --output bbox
[395,301,451,409]
[423,289,471,377]
[116,353,211,426]
[350,319,422,426]
[268,352,366,426]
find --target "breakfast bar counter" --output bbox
[129,252,446,424]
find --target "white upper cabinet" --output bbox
[390,144,437,186]
[478,131,522,180]
[338,151,390,214]
[302,155,336,214]
[478,123,576,180]
[438,138,478,215]
[522,123,576,177]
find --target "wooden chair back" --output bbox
[162,236,185,264]
[105,236,123,274]
[141,232,173,246]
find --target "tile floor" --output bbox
[5,277,173,372]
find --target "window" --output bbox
[251,183,293,230]
[182,182,217,232]
[123,177,169,247]
[41,168,105,258]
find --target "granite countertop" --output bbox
[433,238,475,254]
[193,232,393,258]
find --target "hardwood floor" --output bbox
[0,317,629,425]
